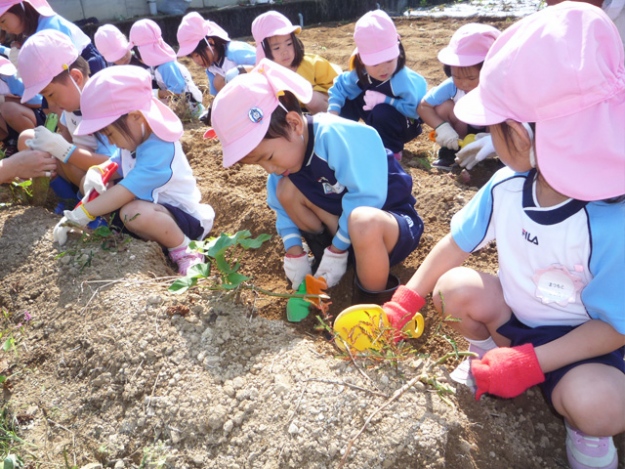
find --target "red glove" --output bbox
[471,344,545,400]
[383,286,426,340]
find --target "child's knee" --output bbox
[431,267,479,315]
[17,129,34,150]
[119,202,142,227]
[348,207,383,241]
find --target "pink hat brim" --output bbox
[437,48,487,67]
[176,41,199,57]
[21,76,52,104]
[359,42,399,66]
[221,117,271,167]
[0,58,16,76]
[135,42,176,67]
[453,87,508,127]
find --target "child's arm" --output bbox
[226,41,257,67]
[82,183,135,218]
[156,62,186,95]
[327,71,361,114]
[385,68,427,120]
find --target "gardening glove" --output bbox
[26,126,76,163]
[362,90,387,111]
[314,247,348,288]
[83,165,109,197]
[382,285,426,341]
[435,122,460,151]
[52,204,95,246]
[455,133,497,170]
[471,343,545,400]
[283,252,312,289]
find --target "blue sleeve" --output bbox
[266,175,304,250]
[37,15,74,37]
[225,41,256,66]
[117,138,175,200]
[450,168,521,252]
[157,62,186,94]
[5,75,42,105]
[583,201,625,334]
[386,68,427,120]
[206,69,217,96]
[424,77,457,107]
[327,71,362,113]
[315,118,388,250]
[0,45,9,57]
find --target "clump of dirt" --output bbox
[0,15,622,469]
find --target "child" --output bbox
[176,12,256,97]
[209,59,423,299]
[94,24,147,68]
[15,29,116,210]
[54,65,215,275]
[251,10,340,114]
[0,55,45,155]
[129,19,205,119]
[0,0,106,75]
[327,10,426,161]
[341,4,624,469]
[416,23,500,170]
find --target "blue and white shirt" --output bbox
[37,15,91,53]
[423,77,465,106]
[206,41,256,95]
[267,113,416,252]
[110,133,215,238]
[451,167,625,334]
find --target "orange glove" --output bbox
[471,343,545,399]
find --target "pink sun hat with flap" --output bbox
[0,0,54,17]
[454,2,625,201]
[129,19,176,67]
[176,12,230,57]
[437,23,500,67]
[0,56,16,76]
[94,24,129,63]
[18,29,79,103]
[208,58,313,167]
[252,11,301,63]
[74,65,183,142]
[353,10,400,66]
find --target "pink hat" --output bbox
[252,11,301,63]
[18,29,79,103]
[0,0,54,17]
[437,23,500,67]
[353,10,399,66]
[209,58,313,167]
[129,19,176,67]
[94,24,129,63]
[74,65,183,142]
[0,56,16,76]
[176,12,230,57]
[454,2,625,201]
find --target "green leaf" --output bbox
[206,233,239,258]
[214,254,237,275]
[2,337,15,352]
[3,454,16,469]
[186,262,210,278]
[168,276,197,294]
[223,272,249,288]
[238,233,271,249]
[0,375,6,384]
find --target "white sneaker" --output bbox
[565,421,618,469]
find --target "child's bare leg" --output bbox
[1,102,37,134]
[17,128,33,150]
[349,206,398,291]
[120,200,185,248]
[435,100,469,138]
[0,115,8,141]
[305,91,329,115]
[552,364,625,436]
[431,266,512,345]
[276,177,338,233]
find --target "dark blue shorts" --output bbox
[497,314,625,405]
[387,204,423,266]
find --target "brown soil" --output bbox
[0,15,623,469]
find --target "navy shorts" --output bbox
[387,204,424,266]
[497,314,625,405]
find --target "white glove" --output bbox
[455,133,497,170]
[26,126,76,163]
[435,122,460,151]
[83,166,108,196]
[52,205,94,246]
[362,90,387,111]
[315,247,348,288]
[283,253,312,289]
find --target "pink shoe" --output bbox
[565,421,618,469]
[169,245,205,275]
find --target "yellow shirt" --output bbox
[296,53,341,94]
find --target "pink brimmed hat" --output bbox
[0,0,54,17]
[252,11,301,63]
[94,24,129,63]
[454,2,625,201]
[353,10,399,66]
[18,29,79,103]
[437,23,500,67]
[0,56,16,76]
[74,65,183,142]
[208,58,313,167]
[176,12,230,57]
[129,19,176,67]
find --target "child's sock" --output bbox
[168,235,191,252]
[450,336,498,387]
[466,336,498,358]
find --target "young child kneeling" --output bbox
[53,66,215,275]
[208,59,424,302]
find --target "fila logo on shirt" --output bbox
[522,229,538,245]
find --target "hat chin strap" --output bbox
[521,122,536,168]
